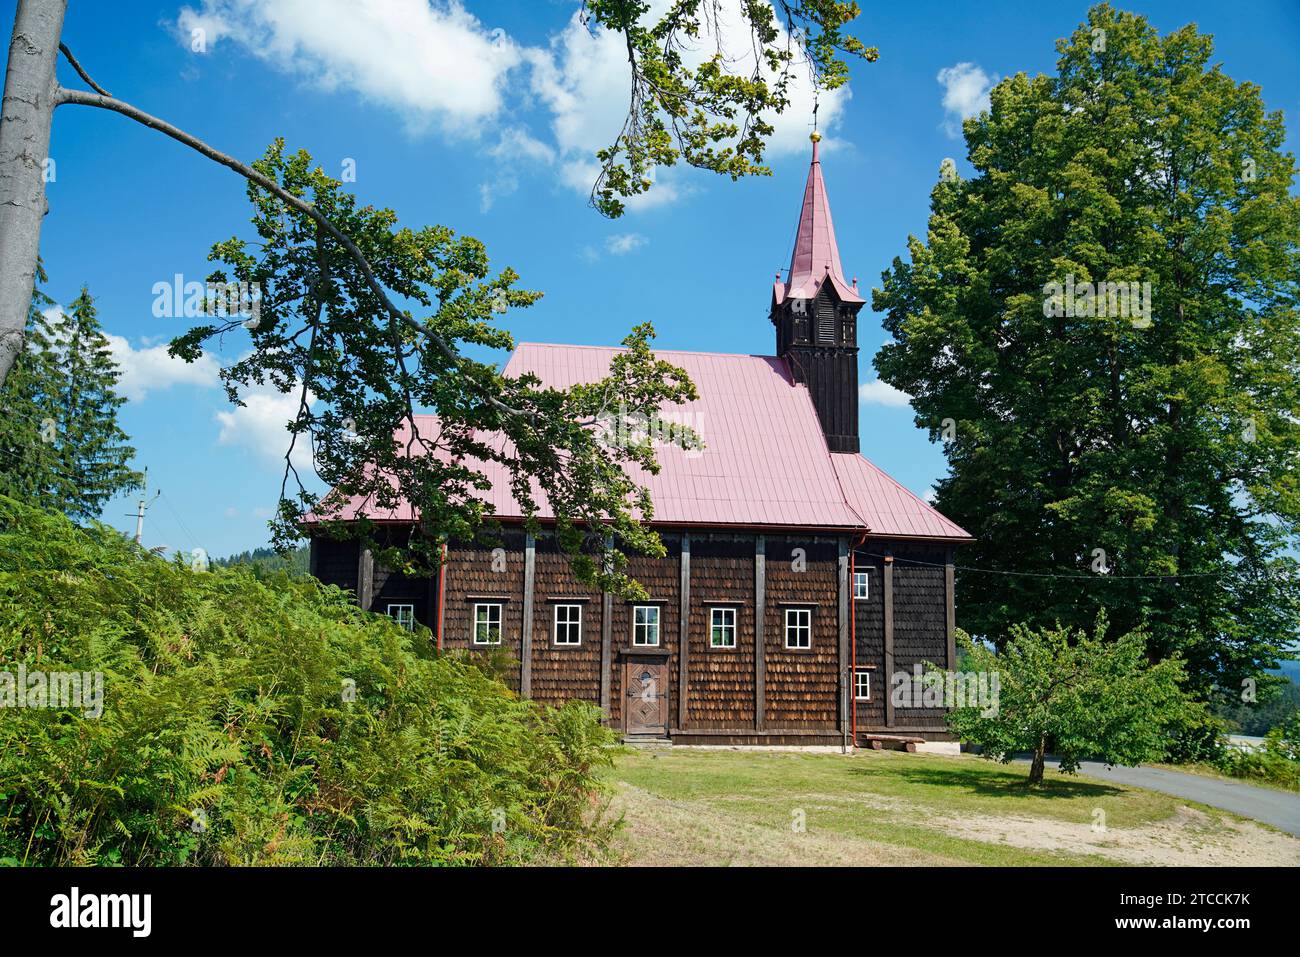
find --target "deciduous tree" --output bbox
[944,620,1192,786]
[875,4,1300,691]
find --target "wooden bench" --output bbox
[857,733,926,753]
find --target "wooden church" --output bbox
[309,135,972,747]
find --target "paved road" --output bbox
[1067,761,1300,836]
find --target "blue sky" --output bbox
[11,0,1300,558]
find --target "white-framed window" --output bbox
[784,607,812,649]
[473,602,503,645]
[632,605,661,646]
[854,669,871,701]
[386,603,416,632]
[709,607,736,648]
[554,603,582,646]
[853,570,869,600]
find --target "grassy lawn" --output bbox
[603,747,1300,867]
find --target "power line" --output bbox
[855,550,1288,582]
[158,489,202,553]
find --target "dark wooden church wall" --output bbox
[888,541,950,727]
[311,536,360,596]
[763,537,838,729]
[686,536,755,729]
[612,536,682,729]
[371,528,432,628]
[852,554,887,728]
[530,534,604,712]
[441,531,526,693]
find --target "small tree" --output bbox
[944,618,1191,786]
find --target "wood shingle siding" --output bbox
[309,528,963,743]
[686,536,755,729]
[530,535,603,709]
[312,537,360,597]
[852,554,887,728]
[886,542,950,728]
[851,539,954,733]
[440,531,526,693]
[763,538,838,730]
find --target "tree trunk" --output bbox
[1028,735,1047,786]
[0,0,65,387]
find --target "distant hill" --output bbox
[1276,659,1300,684]
[214,545,310,577]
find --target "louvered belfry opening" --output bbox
[770,134,864,454]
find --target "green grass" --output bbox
[1148,760,1300,795]
[604,748,1259,866]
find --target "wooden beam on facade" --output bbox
[520,533,536,699]
[357,547,374,611]
[754,534,766,731]
[838,538,849,741]
[678,533,691,730]
[945,548,956,671]
[600,590,613,718]
[883,553,895,728]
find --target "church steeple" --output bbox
[770,133,863,454]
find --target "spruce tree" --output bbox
[0,280,141,520]
[0,266,62,509]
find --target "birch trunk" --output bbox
[0,0,65,386]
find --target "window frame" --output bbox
[472,602,503,645]
[853,570,869,600]
[709,606,737,649]
[784,607,812,650]
[386,603,416,632]
[854,668,871,701]
[632,605,661,647]
[553,603,583,646]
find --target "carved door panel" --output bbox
[624,661,668,735]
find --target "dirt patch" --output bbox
[609,783,969,866]
[609,778,1300,866]
[934,804,1300,866]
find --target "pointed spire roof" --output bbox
[773,133,864,306]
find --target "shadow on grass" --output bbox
[850,762,1127,800]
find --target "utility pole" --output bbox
[130,467,159,545]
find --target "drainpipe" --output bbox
[850,530,868,748]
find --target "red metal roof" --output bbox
[773,136,865,308]
[830,451,972,540]
[314,343,970,540]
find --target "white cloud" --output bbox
[104,334,221,402]
[923,487,937,504]
[859,379,911,408]
[215,385,314,471]
[478,127,556,211]
[936,62,994,137]
[176,0,521,133]
[580,232,650,261]
[176,2,849,212]
[606,233,647,255]
[527,3,847,208]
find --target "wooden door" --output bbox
[624,660,668,735]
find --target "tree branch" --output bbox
[57,43,111,97]
[52,85,527,424]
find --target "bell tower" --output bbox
[770,133,863,454]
